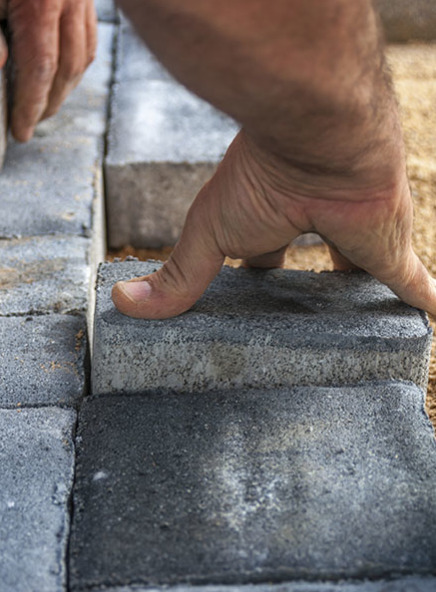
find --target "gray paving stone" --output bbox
[69,383,436,589]
[106,579,436,592]
[92,262,432,396]
[0,407,76,592]
[0,67,6,170]
[376,0,436,42]
[0,314,87,408]
[0,235,90,316]
[0,136,100,238]
[106,23,238,248]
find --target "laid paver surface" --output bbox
[92,262,432,395]
[0,314,87,408]
[70,382,436,590]
[0,407,76,592]
[0,235,90,316]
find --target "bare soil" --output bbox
[108,43,436,430]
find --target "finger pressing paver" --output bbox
[0,314,87,408]
[92,262,432,395]
[0,407,76,592]
[0,235,90,316]
[105,22,238,249]
[69,382,436,590]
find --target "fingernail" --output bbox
[118,280,152,303]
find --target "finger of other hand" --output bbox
[9,2,60,141]
[42,0,94,120]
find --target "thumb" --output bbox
[112,196,225,320]
[371,248,436,319]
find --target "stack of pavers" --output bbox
[71,9,436,592]
[0,1,436,591]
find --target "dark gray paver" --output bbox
[108,579,436,592]
[0,235,90,315]
[92,262,432,395]
[70,383,436,590]
[0,314,87,408]
[0,407,76,592]
[375,0,436,42]
[0,136,100,238]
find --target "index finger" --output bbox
[8,2,60,141]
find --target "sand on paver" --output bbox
[108,43,436,431]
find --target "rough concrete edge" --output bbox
[96,577,436,592]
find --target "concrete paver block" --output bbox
[0,136,100,238]
[0,235,90,316]
[92,262,432,395]
[375,0,436,42]
[0,407,76,592]
[105,579,436,592]
[106,22,238,248]
[0,314,87,408]
[69,383,436,589]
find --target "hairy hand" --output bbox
[0,0,97,141]
[112,130,436,319]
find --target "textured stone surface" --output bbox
[0,136,100,238]
[376,0,436,41]
[106,22,238,248]
[0,314,88,408]
[0,68,6,171]
[70,383,436,589]
[92,262,432,395]
[0,235,90,316]
[104,579,436,592]
[0,407,76,592]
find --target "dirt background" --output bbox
[108,44,436,431]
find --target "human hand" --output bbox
[112,130,436,319]
[0,0,97,142]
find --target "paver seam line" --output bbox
[66,21,118,592]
